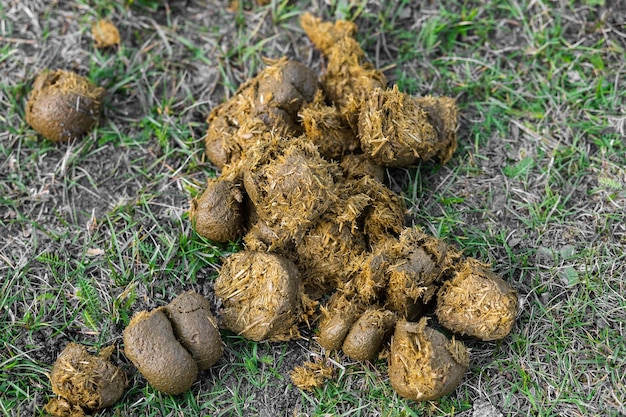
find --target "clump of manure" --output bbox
[92,20,120,48]
[290,359,334,392]
[44,343,127,417]
[190,177,244,243]
[205,58,318,169]
[389,318,469,401]
[436,259,518,341]
[342,308,396,361]
[359,86,458,166]
[123,291,223,395]
[25,70,105,142]
[214,250,313,341]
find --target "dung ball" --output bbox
[25,69,105,142]
[388,318,469,401]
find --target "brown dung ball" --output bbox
[123,309,198,395]
[300,91,360,160]
[317,293,364,351]
[190,177,244,243]
[389,318,469,401]
[214,250,304,341]
[435,259,518,341]
[45,343,127,416]
[25,70,105,142]
[341,308,396,361]
[92,20,120,48]
[163,291,224,370]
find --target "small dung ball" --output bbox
[214,250,303,341]
[435,259,518,341]
[92,19,120,48]
[25,69,105,142]
[190,178,244,243]
[342,308,396,361]
[389,318,469,401]
[163,291,224,370]
[123,309,198,395]
[45,343,127,415]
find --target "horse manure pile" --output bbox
[190,13,519,401]
[25,69,105,142]
[42,13,518,410]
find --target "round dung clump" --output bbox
[214,250,304,341]
[205,58,318,168]
[341,308,396,361]
[123,309,198,395]
[45,343,126,416]
[435,259,518,341]
[389,318,469,401]
[25,70,105,142]
[317,293,364,351]
[243,139,337,243]
[163,291,224,370]
[92,19,120,48]
[190,177,244,243]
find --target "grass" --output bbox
[1,0,625,416]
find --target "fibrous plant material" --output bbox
[123,309,199,395]
[342,308,396,361]
[389,318,469,401]
[359,86,458,166]
[435,259,518,341]
[300,91,360,160]
[290,359,334,391]
[338,153,385,182]
[25,70,105,142]
[300,12,386,110]
[163,291,224,370]
[382,227,461,320]
[205,58,318,169]
[92,19,120,48]
[214,250,309,341]
[190,177,244,243]
[44,343,127,417]
[243,138,337,245]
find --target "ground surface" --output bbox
[1,1,625,416]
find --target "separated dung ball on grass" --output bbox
[290,359,334,392]
[190,177,244,243]
[389,318,469,401]
[25,70,105,142]
[435,259,518,341]
[92,20,120,48]
[123,309,198,395]
[163,291,224,370]
[44,343,127,417]
[214,250,306,341]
